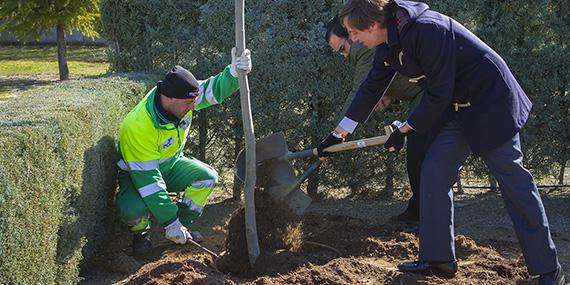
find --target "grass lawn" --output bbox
[0,60,108,77]
[0,45,110,96]
[0,45,109,76]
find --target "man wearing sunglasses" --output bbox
[115,48,251,256]
[325,15,428,223]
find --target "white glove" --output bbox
[230,47,252,77]
[164,218,191,244]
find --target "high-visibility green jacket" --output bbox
[117,65,239,225]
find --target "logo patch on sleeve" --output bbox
[162,136,175,149]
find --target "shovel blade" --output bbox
[233,132,290,184]
[255,132,290,161]
[266,185,312,215]
[235,152,312,215]
[232,132,312,215]
[262,160,313,215]
[286,188,312,215]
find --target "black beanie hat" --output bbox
[158,65,200,99]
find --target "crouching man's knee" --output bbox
[115,187,151,233]
[116,202,150,233]
[179,178,218,228]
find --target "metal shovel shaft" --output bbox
[281,159,322,194]
[278,148,315,161]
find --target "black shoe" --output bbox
[539,264,565,285]
[389,209,419,223]
[398,260,458,278]
[132,232,152,256]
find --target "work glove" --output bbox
[164,218,192,244]
[384,121,411,153]
[230,47,252,77]
[317,132,344,158]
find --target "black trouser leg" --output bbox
[405,131,429,216]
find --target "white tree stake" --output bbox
[235,0,260,267]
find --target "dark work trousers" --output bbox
[405,131,429,216]
[418,121,558,275]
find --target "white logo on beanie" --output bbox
[188,90,200,98]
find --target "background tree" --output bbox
[0,0,100,80]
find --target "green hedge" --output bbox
[100,0,207,73]
[102,0,569,192]
[0,73,158,284]
[101,0,411,197]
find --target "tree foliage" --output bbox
[0,0,100,41]
[0,0,101,80]
[100,0,207,72]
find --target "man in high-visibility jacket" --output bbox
[116,48,251,255]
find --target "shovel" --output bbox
[234,125,394,215]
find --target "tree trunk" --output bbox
[307,82,321,199]
[455,171,464,195]
[113,39,121,66]
[558,160,566,186]
[198,110,207,161]
[232,125,243,200]
[56,23,69,81]
[384,154,395,198]
[307,120,321,199]
[489,174,498,191]
[307,169,320,199]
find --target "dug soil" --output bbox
[81,188,570,285]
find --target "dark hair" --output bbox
[339,0,393,31]
[325,15,349,43]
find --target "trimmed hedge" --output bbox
[0,73,158,284]
[102,0,569,193]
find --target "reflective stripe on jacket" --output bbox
[117,65,239,224]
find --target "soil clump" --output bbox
[216,189,303,276]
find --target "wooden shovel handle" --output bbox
[317,125,394,154]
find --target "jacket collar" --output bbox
[144,87,177,130]
[154,84,179,123]
[387,17,401,48]
[387,0,430,47]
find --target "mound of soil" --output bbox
[123,213,535,285]
[216,189,303,276]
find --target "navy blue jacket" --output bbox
[344,0,532,154]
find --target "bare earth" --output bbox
[80,187,570,285]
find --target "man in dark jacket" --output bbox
[317,0,563,284]
[326,15,428,222]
